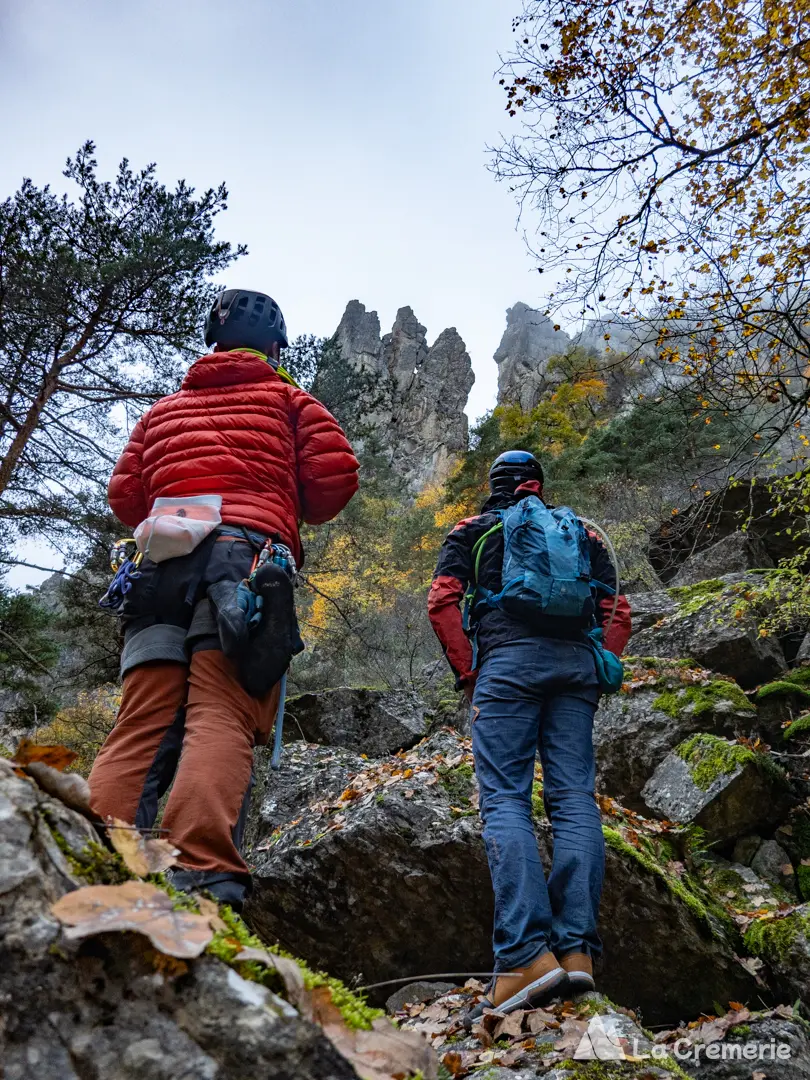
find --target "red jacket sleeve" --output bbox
[108,413,150,527]
[600,593,633,656]
[290,388,359,524]
[428,523,476,686]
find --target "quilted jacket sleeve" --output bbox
[108,412,150,527]
[290,388,359,524]
[428,520,476,688]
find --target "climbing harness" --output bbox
[99,540,143,611]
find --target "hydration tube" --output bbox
[270,671,287,770]
[579,517,622,635]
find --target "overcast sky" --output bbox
[0,0,544,587]
[0,0,541,416]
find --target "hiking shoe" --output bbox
[560,951,595,993]
[463,951,567,1029]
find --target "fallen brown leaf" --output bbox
[527,1011,548,1034]
[441,1050,465,1076]
[107,817,180,877]
[470,1022,492,1049]
[313,985,437,1080]
[197,896,228,933]
[25,761,92,815]
[51,880,214,959]
[554,1017,589,1053]
[13,739,77,772]
[493,1010,525,1041]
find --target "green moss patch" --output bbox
[756,666,810,702]
[207,906,384,1030]
[437,762,474,804]
[603,825,731,935]
[654,679,753,721]
[744,912,807,964]
[797,865,810,902]
[784,713,810,741]
[676,734,757,790]
[44,816,130,885]
[668,578,726,617]
[531,779,545,819]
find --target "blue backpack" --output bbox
[463,495,624,691]
[464,495,594,625]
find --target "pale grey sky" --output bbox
[0,0,539,416]
[1,0,544,587]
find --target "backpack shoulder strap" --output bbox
[462,515,504,632]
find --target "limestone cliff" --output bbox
[494,301,656,410]
[333,301,474,490]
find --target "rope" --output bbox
[579,517,622,635]
[357,972,522,992]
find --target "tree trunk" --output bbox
[0,291,111,500]
[0,362,59,498]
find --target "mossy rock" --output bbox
[594,663,758,810]
[642,735,790,844]
[744,905,810,1005]
[628,574,786,689]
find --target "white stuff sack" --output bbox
[134,495,223,564]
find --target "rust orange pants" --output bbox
[88,651,279,876]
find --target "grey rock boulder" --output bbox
[679,1012,810,1080]
[733,834,764,866]
[628,575,786,688]
[795,633,810,665]
[244,740,369,852]
[245,732,759,1025]
[626,590,679,633]
[751,840,796,894]
[385,981,458,1014]
[744,904,810,1009]
[0,762,358,1080]
[670,532,774,587]
[284,687,428,756]
[594,659,757,807]
[641,735,790,843]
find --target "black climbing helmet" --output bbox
[488,450,544,495]
[204,289,289,355]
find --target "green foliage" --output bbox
[667,579,726,617]
[0,141,242,549]
[0,586,60,732]
[37,687,119,775]
[556,396,738,485]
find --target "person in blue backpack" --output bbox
[428,451,632,1021]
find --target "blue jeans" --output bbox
[471,637,604,971]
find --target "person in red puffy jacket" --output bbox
[89,289,359,910]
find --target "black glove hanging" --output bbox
[208,560,303,699]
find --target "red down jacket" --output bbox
[108,350,359,560]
